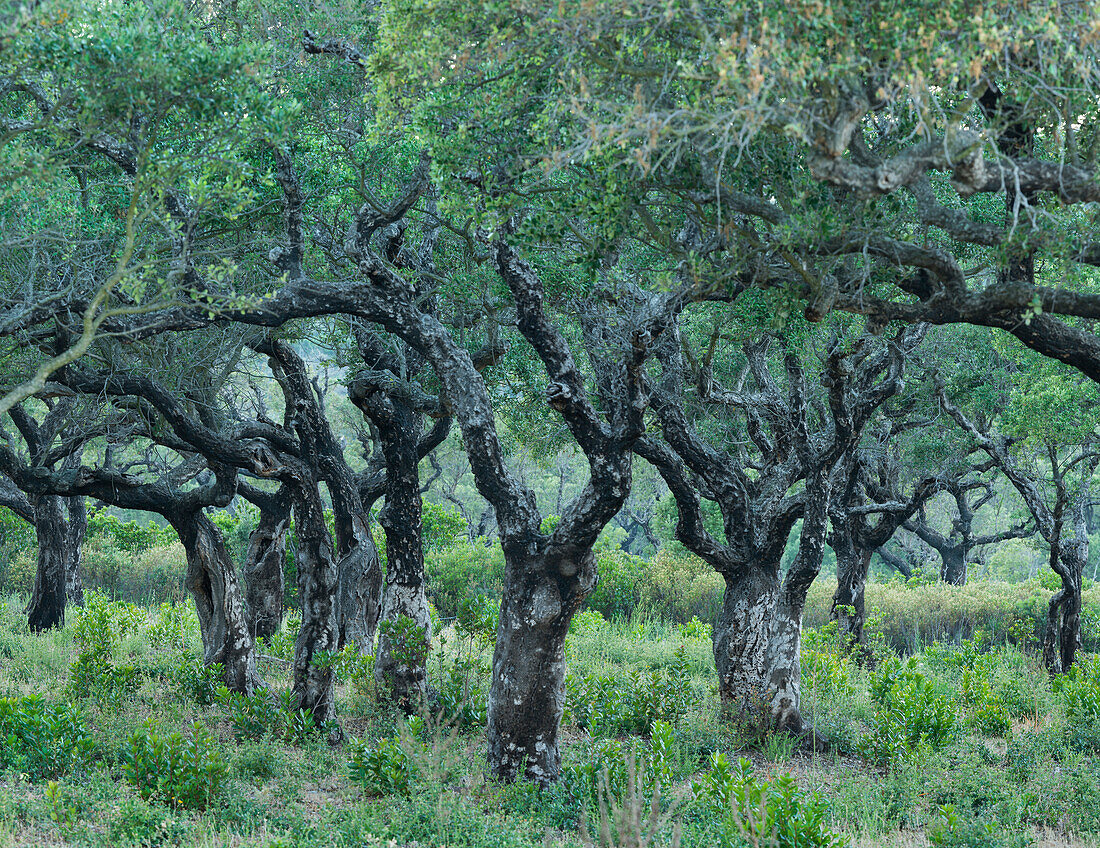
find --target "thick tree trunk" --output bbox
[335,513,382,652]
[832,544,872,646]
[1045,521,1087,674]
[291,485,340,725]
[359,389,432,707]
[940,547,967,586]
[487,551,595,785]
[64,496,85,608]
[244,509,288,640]
[27,495,68,632]
[172,510,259,694]
[713,565,780,722]
[765,482,829,734]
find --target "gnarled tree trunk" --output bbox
[714,565,781,721]
[831,538,872,646]
[244,507,289,640]
[64,496,86,608]
[1045,503,1088,674]
[291,483,340,725]
[487,550,596,785]
[940,546,967,586]
[27,494,69,632]
[764,480,829,734]
[335,512,382,652]
[171,509,259,694]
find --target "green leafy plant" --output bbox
[1054,654,1100,722]
[68,591,142,701]
[214,686,317,743]
[565,645,697,736]
[347,718,424,796]
[0,696,94,780]
[121,720,227,810]
[691,752,848,848]
[862,657,958,766]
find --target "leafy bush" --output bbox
[425,539,505,619]
[68,592,142,701]
[928,804,1032,848]
[691,752,849,848]
[862,657,958,766]
[87,510,176,555]
[1054,655,1100,723]
[347,717,424,796]
[565,645,697,736]
[422,501,467,552]
[0,696,94,780]
[215,686,317,743]
[122,720,227,810]
[170,654,223,706]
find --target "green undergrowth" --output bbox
[1,589,1100,846]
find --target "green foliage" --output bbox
[68,591,143,701]
[87,511,176,556]
[421,501,467,552]
[347,717,424,796]
[863,657,958,766]
[432,598,496,729]
[170,653,223,706]
[1054,655,1100,723]
[425,540,505,619]
[378,614,431,679]
[121,720,227,810]
[214,686,318,744]
[691,753,849,848]
[928,805,1032,848]
[565,645,698,736]
[0,696,94,780]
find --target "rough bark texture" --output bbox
[171,510,259,694]
[290,484,339,725]
[1045,501,1088,674]
[27,495,68,632]
[244,507,289,640]
[64,496,86,608]
[335,513,382,652]
[764,476,829,733]
[713,566,781,719]
[487,550,596,784]
[358,387,431,707]
[831,544,872,644]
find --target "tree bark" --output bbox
[764,478,829,733]
[487,550,596,785]
[335,512,382,652]
[363,392,431,708]
[171,509,259,693]
[244,507,289,640]
[27,494,69,632]
[290,483,340,725]
[713,565,781,719]
[64,496,86,607]
[1045,502,1087,674]
[940,547,967,586]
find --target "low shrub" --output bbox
[565,645,698,736]
[121,720,227,810]
[0,695,94,779]
[1054,655,1100,723]
[347,717,423,796]
[863,657,958,766]
[424,540,505,619]
[690,752,849,848]
[215,686,317,743]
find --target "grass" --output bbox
[2,588,1100,847]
